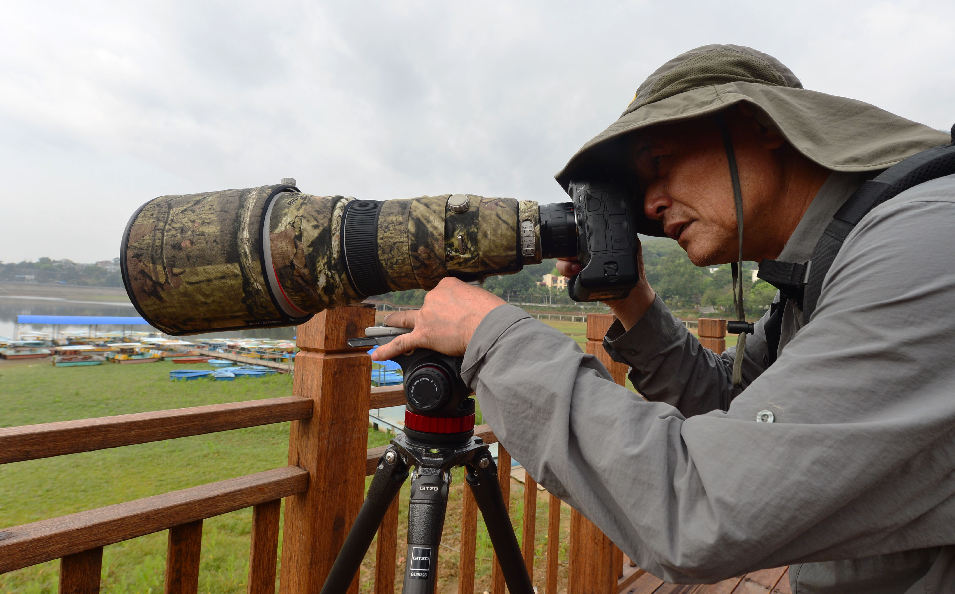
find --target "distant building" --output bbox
[96,260,120,273]
[539,273,568,289]
[708,265,759,283]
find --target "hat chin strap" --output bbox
[716,114,750,392]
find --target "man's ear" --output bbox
[735,103,785,149]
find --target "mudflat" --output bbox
[0,282,130,304]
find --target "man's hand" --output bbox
[557,240,656,331]
[370,277,506,361]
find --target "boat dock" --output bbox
[195,349,293,374]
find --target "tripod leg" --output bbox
[466,451,535,594]
[320,448,409,594]
[402,467,451,594]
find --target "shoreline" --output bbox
[0,282,131,304]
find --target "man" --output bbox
[372,45,954,592]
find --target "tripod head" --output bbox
[349,327,475,446]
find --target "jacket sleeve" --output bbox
[600,294,773,417]
[460,188,955,582]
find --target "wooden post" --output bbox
[279,305,375,594]
[545,494,561,594]
[521,472,537,584]
[698,318,727,353]
[583,314,629,385]
[165,520,203,594]
[374,498,399,594]
[248,500,281,594]
[59,547,102,593]
[566,313,628,594]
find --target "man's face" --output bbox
[634,114,785,265]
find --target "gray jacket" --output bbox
[461,174,955,592]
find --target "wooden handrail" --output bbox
[0,397,312,464]
[0,466,308,573]
[370,385,405,409]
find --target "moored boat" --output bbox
[52,345,108,367]
[0,340,52,360]
[170,357,209,364]
[170,369,213,380]
[108,343,161,364]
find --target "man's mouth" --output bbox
[666,221,691,242]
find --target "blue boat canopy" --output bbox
[17,315,151,326]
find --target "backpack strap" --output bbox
[802,140,955,319]
[758,127,955,364]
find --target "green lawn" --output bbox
[0,361,382,592]
[0,359,571,592]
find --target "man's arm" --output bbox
[602,295,773,417]
[460,190,955,582]
[559,244,772,418]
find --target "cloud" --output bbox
[0,0,952,262]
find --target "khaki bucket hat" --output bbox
[555,44,950,237]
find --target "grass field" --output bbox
[0,357,572,592]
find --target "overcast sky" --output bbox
[1,0,952,263]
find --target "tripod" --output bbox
[320,333,534,593]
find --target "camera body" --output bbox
[567,182,639,302]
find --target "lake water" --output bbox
[0,294,142,339]
[0,287,295,341]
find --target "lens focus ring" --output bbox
[342,200,390,297]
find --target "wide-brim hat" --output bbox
[555,44,950,237]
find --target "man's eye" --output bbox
[651,153,671,174]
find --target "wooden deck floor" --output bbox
[619,565,790,593]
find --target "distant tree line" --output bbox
[0,257,123,287]
[7,242,781,320]
[382,238,777,320]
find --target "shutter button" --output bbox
[756,409,775,423]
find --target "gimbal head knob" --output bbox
[405,363,452,412]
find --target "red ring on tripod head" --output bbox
[404,411,475,434]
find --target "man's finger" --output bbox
[370,331,418,361]
[382,309,418,329]
[556,259,581,277]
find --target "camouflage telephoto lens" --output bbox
[122,185,557,335]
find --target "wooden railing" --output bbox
[0,305,733,593]
[0,397,311,591]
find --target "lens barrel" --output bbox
[122,186,560,335]
[121,184,313,335]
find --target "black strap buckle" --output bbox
[757,260,809,307]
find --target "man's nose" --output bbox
[643,184,671,221]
